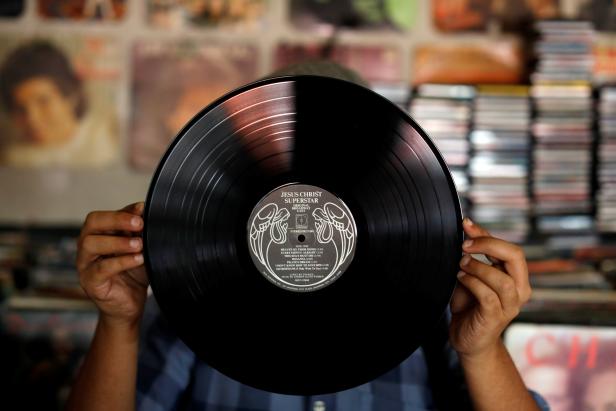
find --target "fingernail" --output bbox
[457,270,466,279]
[460,255,471,266]
[130,238,141,248]
[134,254,144,263]
[131,217,141,227]
[464,217,473,226]
[462,239,473,249]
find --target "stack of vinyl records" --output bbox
[531,20,595,234]
[469,85,531,243]
[409,84,474,213]
[598,87,616,232]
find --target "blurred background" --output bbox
[0,0,615,410]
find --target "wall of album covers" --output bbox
[0,0,615,225]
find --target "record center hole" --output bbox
[298,234,306,242]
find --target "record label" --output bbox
[247,183,357,292]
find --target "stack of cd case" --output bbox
[531,20,595,234]
[598,87,616,232]
[469,85,531,243]
[409,84,475,214]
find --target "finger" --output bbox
[450,283,475,314]
[82,210,143,236]
[460,255,519,316]
[118,202,145,237]
[463,217,491,239]
[121,201,145,216]
[82,253,145,289]
[124,266,149,288]
[456,271,501,317]
[461,237,531,302]
[77,235,142,269]
[462,218,502,265]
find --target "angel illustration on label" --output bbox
[312,202,355,277]
[249,203,290,276]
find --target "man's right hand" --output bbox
[76,202,148,329]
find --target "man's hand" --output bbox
[68,202,148,411]
[76,202,148,329]
[449,217,532,359]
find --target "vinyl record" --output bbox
[144,75,463,395]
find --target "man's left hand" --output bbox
[449,217,532,359]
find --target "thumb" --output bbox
[450,278,475,314]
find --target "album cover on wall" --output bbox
[274,42,403,85]
[147,0,267,29]
[289,0,416,32]
[130,40,258,170]
[432,0,491,32]
[412,40,524,84]
[560,0,616,32]
[0,35,120,168]
[37,0,127,20]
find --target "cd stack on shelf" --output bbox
[409,84,475,214]
[469,85,531,243]
[371,84,411,110]
[598,87,616,232]
[531,20,595,234]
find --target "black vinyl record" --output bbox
[144,76,463,395]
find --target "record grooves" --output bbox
[143,75,463,395]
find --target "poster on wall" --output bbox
[505,323,616,411]
[37,0,127,21]
[130,40,258,170]
[147,0,267,29]
[274,42,403,85]
[0,35,121,168]
[290,0,417,32]
[492,0,559,32]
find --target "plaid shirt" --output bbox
[136,298,549,411]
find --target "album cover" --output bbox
[594,38,616,83]
[147,0,267,29]
[130,40,258,170]
[274,42,403,85]
[289,0,416,32]
[560,0,616,32]
[492,0,559,32]
[432,0,490,32]
[412,41,524,85]
[505,323,616,411]
[37,0,126,20]
[0,0,23,17]
[0,35,120,168]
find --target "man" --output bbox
[66,201,548,411]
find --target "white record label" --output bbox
[247,183,357,292]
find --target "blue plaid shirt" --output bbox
[136,298,549,411]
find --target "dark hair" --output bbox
[0,40,87,118]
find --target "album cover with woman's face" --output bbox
[130,40,258,170]
[147,0,267,29]
[37,0,127,20]
[0,35,121,168]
